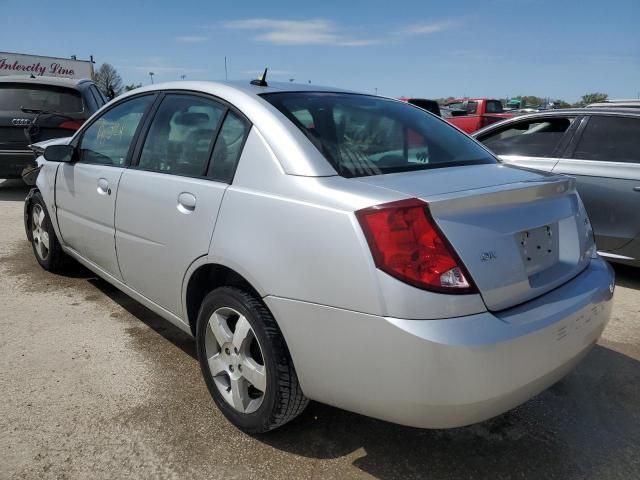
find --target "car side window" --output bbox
[90,85,107,108]
[573,116,640,163]
[466,101,478,114]
[485,101,503,113]
[207,111,251,182]
[138,94,225,177]
[79,95,153,166]
[480,117,574,157]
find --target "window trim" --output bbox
[128,90,252,183]
[72,92,158,167]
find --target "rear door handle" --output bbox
[97,178,111,195]
[634,187,640,192]
[177,192,196,213]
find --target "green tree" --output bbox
[553,99,572,109]
[124,83,142,92]
[95,63,123,99]
[576,92,608,107]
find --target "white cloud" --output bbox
[398,21,456,36]
[175,35,208,43]
[224,18,378,46]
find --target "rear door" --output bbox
[55,94,155,279]
[476,115,579,172]
[115,93,251,317]
[553,114,640,253]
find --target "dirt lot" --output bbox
[1,179,639,480]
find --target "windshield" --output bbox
[262,92,495,177]
[0,84,83,113]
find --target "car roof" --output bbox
[0,75,92,88]
[472,107,640,136]
[125,80,354,98]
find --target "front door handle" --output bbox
[633,187,640,192]
[177,192,196,213]
[97,178,111,195]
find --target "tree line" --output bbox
[95,62,611,108]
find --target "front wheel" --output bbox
[196,287,308,433]
[28,192,66,272]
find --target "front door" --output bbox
[114,93,251,317]
[55,94,155,280]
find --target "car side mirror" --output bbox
[44,144,75,163]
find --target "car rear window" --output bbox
[0,84,83,113]
[262,92,495,177]
[486,100,504,113]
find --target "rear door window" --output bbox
[479,117,575,157]
[0,84,83,112]
[137,94,225,177]
[572,116,640,163]
[207,111,251,182]
[466,101,478,114]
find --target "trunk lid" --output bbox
[355,164,593,311]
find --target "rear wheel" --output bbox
[196,287,308,433]
[28,193,66,272]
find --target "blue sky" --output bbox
[2,0,639,101]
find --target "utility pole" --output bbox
[374,87,378,95]
[149,72,155,84]
[224,57,228,81]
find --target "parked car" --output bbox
[0,75,106,180]
[397,97,441,116]
[587,99,640,109]
[24,81,614,433]
[443,98,513,133]
[474,108,640,266]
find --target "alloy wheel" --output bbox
[31,204,50,261]
[204,306,267,414]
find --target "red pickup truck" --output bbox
[443,98,513,133]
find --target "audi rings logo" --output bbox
[12,118,32,126]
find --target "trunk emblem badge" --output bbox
[481,251,497,262]
[12,118,32,126]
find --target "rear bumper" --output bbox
[265,257,614,428]
[0,150,34,178]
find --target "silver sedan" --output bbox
[25,80,614,433]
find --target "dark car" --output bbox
[0,75,106,179]
[474,108,640,267]
[397,97,441,116]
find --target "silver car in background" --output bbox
[25,81,614,433]
[474,108,640,266]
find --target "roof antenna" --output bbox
[250,68,268,87]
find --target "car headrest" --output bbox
[174,112,209,126]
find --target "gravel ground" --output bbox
[1,179,639,480]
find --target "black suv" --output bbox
[0,75,107,179]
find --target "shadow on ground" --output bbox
[4,199,639,479]
[613,263,640,290]
[0,179,29,202]
[88,271,640,479]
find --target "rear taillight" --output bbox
[356,198,476,293]
[58,120,83,131]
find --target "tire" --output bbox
[196,287,308,433]
[28,192,67,272]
